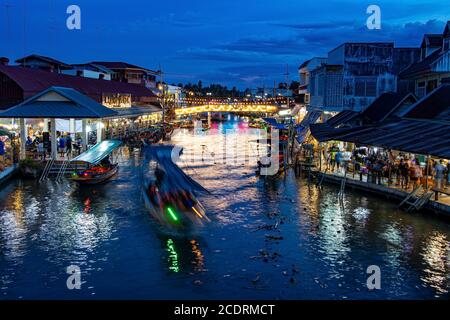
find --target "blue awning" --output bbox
[295,110,323,143]
[310,119,450,159]
[71,140,122,165]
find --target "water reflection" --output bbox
[0,118,449,299]
[162,236,206,274]
[421,231,449,296]
[166,239,180,273]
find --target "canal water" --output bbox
[0,118,449,299]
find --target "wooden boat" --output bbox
[70,140,122,185]
[72,164,118,184]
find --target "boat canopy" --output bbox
[71,140,122,165]
[143,145,210,194]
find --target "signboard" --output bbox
[102,93,132,108]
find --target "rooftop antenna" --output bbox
[22,0,27,60]
[48,0,57,54]
[2,2,13,56]
[284,63,289,87]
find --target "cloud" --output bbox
[272,21,356,30]
[217,37,305,55]
[175,48,267,63]
[213,19,447,59]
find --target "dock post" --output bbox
[81,120,87,151]
[19,118,26,160]
[50,118,57,159]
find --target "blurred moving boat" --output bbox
[70,140,122,184]
[142,178,209,229]
[142,145,210,230]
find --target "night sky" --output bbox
[1,0,448,88]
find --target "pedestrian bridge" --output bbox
[174,103,278,116]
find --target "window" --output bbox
[366,78,377,96]
[416,81,426,97]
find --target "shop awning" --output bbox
[310,119,450,159]
[107,105,162,118]
[71,140,122,165]
[295,110,322,143]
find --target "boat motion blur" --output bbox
[141,144,210,230]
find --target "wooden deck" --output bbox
[314,170,450,217]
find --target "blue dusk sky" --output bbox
[0,0,449,88]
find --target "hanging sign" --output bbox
[102,93,132,108]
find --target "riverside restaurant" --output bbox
[308,84,450,215]
[0,64,162,170]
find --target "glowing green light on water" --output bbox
[167,239,180,273]
[167,207,179,222]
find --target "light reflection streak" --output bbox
[166,239,180,273]
[420,232,449,295]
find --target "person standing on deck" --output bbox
[335,149,342,173]
[66,135,73,158]
[434,160,446,190]
[58,135,66,158]
[410,158,422,189]
[329,145,337,171]
[37,140,45,161]
[398,159,409,189]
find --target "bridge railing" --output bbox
[175,103,279,115]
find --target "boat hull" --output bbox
[72,165,118,184]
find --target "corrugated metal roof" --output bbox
[362,92,415,122]
[399,48,446,78]
[326,110,359,127]
[0,65,156,102]
[0,87,118,118]
[402,83,450,121]
[91,61,158,74]
[310,118,450,158]
[15,54,72,69]
[109,105,161,118]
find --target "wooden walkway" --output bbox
[314,170,450,217]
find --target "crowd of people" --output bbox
[25,133,83,160]
[323,144,450,191]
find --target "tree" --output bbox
[289,81,300,91]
